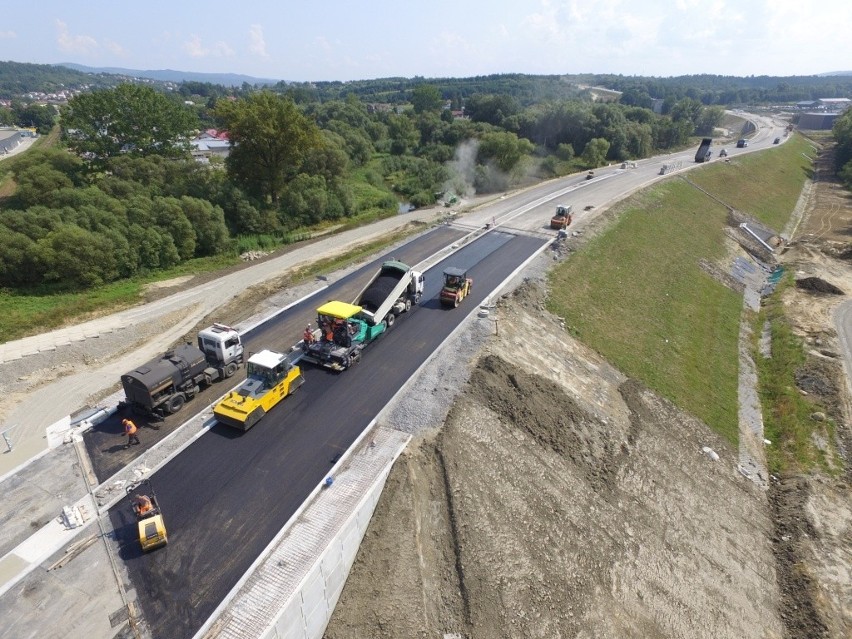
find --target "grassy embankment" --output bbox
[547,134,813,447]
[758,283,839,475]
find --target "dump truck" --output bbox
[550,205,573,230]
[440,267,473,308]
[127,479,167,552]
[120,324,244,417]
[298,260,424,372]
[694,138,713,162]
[353,259,424,329]
[213,349,304,430]
[300,301,385,371]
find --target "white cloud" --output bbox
[104,39,126,57]
[0,30,16,39]
[183,34,234,58]
[249,24,268,57]
[55,19,98,55]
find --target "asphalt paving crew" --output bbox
[122,418,140,448]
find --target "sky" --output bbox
[1,0,851,82]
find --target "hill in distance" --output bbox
[57,63,282,87]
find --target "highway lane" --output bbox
[101,114,792,637]
[110,229,546,639]
[84,225,466,481]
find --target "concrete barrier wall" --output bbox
[261,460,390,639]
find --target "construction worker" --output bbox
[132,494,153,516]
[303,324,315,345]
[122,418,140,448]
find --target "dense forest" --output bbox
[1,61,850,293]
[0,61,120,98]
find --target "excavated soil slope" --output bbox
[326,283,783,638]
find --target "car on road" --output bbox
[719,148,728,157]
[773,137,781,144]
[736,139,748,148]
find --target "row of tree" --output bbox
[1,79,727,292]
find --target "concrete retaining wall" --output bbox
[264,468,386,639]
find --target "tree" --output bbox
[387,113,420,155]
[39,224,119,288]
[411,84,443,114]
[695,106,725,136]
[477,131,534,172]
[13,103,56,133]
[215,92,323,204]
[465,94,520,127]
[61,84,197,162]
[670,97,704,130]
[581,138,610,167]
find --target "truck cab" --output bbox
[197,323,244,369]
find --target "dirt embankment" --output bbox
[770,138,852,639]
[326,283,782,639]
[327,139,852,639]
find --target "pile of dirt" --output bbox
[796,276,845,295]
[326,282,782,638]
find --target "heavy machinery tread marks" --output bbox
[167,393,185,414]
[359,275,399,312]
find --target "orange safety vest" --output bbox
[134,496,152,514]
[123,420,137,435]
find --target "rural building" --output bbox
[190,129,231,161]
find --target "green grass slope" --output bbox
[547,135,812,443]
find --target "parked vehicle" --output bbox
[719,148,728,157]
[120,324,244,417]
[736,138,748,148]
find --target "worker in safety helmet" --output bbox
[303,324,315,345]
[132,494,153,515]
[122,418,140,448]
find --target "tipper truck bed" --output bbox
[694,137,713,163]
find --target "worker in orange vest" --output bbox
[132,494,153,516]
[122,418,140,448]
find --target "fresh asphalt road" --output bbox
[109,228,545,639]
[85,225,466,481]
